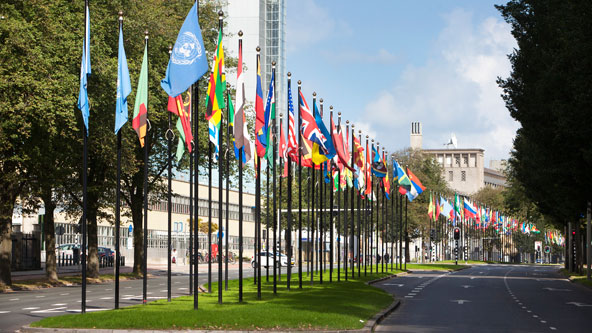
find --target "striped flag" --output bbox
[232,39,252,166]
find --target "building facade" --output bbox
[223,0,287,118]
[409,122,506,195]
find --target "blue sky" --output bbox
[285,0,518,164]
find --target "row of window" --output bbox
[149,199,255,222]
[448,170,467,182]
[437,153,477,168]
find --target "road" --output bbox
[376,264,592,332]
[0,262,293,333]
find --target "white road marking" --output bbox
[9,298,18,301]
[383,283,404,287]
[178,287,188,290]
[541,321,546,324]
[0,311,10,314]
[76,300,91,303]
[543,287,571,292]
[51,303,67,306]
[66,308,109,313]
[566,302,592,307]
[125,286,132,289]
[31,307,67,314]
[35,295,46,298]
[105,288,112,291]
[404,296,413,298]
[22,307,40,310]
[461,285,473,289]
[450,300,471,304]
[550,327,556,330]
[100,297,113,300]
[60,293,69,296]
[160,290,168,292]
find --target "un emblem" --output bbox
[172,32,203,65]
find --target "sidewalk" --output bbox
[11,261,253,281]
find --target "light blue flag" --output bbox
[77,4,91,134]
[161,2,208,97]
[115,24,131,134]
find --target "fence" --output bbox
[11,232,41,271]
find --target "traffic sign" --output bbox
[544,245,551,254]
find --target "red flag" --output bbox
[330,115,354,172]
[167,92,192,152]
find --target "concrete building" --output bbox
[13,179,259,264]
[409,122,507,195]
[223,0,287,117]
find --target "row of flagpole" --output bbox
[77,1,438,313]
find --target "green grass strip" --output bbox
[32,268,402,330]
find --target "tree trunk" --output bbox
[0,188,18,287]
[87,208,99,278]
[41,187,58,282]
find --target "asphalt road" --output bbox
[0,263,300,333]
[375,264,592,332]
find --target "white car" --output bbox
[56,244,78,257]
[251,252,295,268]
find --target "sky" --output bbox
[285,0,518,165]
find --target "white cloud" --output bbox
[286,0,351,53]
[359,9,518,161]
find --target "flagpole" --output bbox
[189,84,194,297]
[287,104,293,291]
[192,76,199,308]
[348,122,354,278]
[295,76,302,289]
[142,31,150,306]
[208,91,212,293]
[215,11,224,304]
[80,0,89,315]
[329,107,334,283]
[365,136,369,276]
[357,130,361,278]
[225,84,230,291]
[237,32,244,303]
[311,93,316,285]
[266,153,270,283]
[271,62,278,295]
[166,49,174,301]
[319,98,324,284]
[114,11,123,310]
[254,46,262,299]
[399,189,403,270]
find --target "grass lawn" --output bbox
[32,268,402,330]
[558,268,592,289]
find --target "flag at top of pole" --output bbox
[115,22,131,134]
[77,3,91,134]
[161,2,208,98]
[132,41,149,147]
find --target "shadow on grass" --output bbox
[32,268,401,330]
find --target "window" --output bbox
[461,171,466,181]
[463,155,468,167]
[455,155,461,167]
[437,156,443,165]
[446,155,451,166]
[449,171,453,181]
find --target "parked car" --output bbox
[56,243,79,257]
[98,247,115,258]
[251,252,294,268]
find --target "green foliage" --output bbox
[392,148,450,236]
[496,0,592,224]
